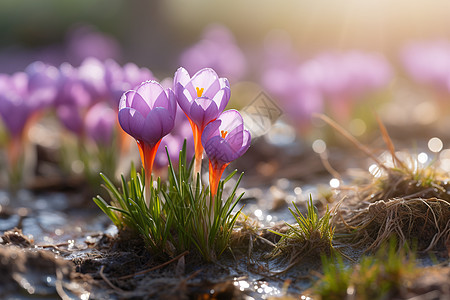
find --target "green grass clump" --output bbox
[162,144,243,261]
[314,240,418,300]
[93,141,244,261]
[270,196,335,272]
[93,163,171,254]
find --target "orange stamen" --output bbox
[221,130,228,138]
[196,87,204,98]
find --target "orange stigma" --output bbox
[196,87,204,97]
[221,130,228,138]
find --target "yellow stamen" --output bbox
[196,87,204,97]
[221,130,228,138]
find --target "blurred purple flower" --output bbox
[174,67,231,175]
[202,109,251,199]
[54,63,91,135]
[0,62,58,137]
[401,40,450,94]
[0,62,58,168]
[262,65,323,132]
[66,24,121,65]
[78,57,110,102]
[85,102,116,146]
[298,51,392,101]
[104,60,155,108]
[118,80,177,184]
[179,24,247,83]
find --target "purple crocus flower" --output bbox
[0,73,33,138]
[0,62,58,167]
[78,57,111,102]
[297,51,391,122]
[401,40,450,94]
[54,62,91,135]
[118,80,177,200]
[84,102,116,146]
[201,109,251,201]
[66,24,121,65]
[173,67,230,176]
[262,66,323,132]
[179,24,247,83]
[104,60,155,108]
[0,62,58,138]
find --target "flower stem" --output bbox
[208,160,229,209]
[137,140,161,207]
[187,118,204,179]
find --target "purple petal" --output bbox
[166,88,178,117]
[217,109,244,132]
[202,78,221,99]
[85,102,116,145]
[210,88,230,114]
[135,80,166,108]
[204,136,236,163]
[190,68,220,95]
[176,88,194,116]
[141,108,175,146]
[57,105,84,135]
[174,67,197,99]
[173,67,191,87]
[201,119,221,146]
[118,107,145,140]
[238,130,251,155]
[120,90,151,117]
[219,78,230,90]
[189,97,219,129]
[153,89,171,111]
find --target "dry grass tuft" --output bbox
[316,114,450,252]
[336,198,450,252]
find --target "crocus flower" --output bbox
[173,67,230,176]
[401,40,450,95]
[297,51,392,122]
[85,102,116,146]
[202,109,251,202]
[0,63,58,185]
[54,63,91,135]
[0,63,58,139]
[103,60,156,108]
[179,24,247,83]
[66,24,121,65]
[118,80,177,204]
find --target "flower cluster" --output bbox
[261,49,392,128]
[0,58,194,187]
[401,40,450,95]
[118,67,251,204]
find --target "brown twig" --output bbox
[313,113,388,171]
[375,114,407,170]
[117,250,189,280]
[100,265,126,293]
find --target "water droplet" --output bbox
[428,137,443,153]
[329,178,340,188]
